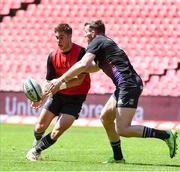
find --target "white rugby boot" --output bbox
[26,148,41,161]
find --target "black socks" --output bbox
[110,140,124,160]
[143,127,170,140]
[34,130,45,141]
[35,133,57,153]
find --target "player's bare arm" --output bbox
[43,53,97,94]
[61,52,96,82]
[66,73,86,87]
[50,53,96,91]
[84,61,100,73]
[43,72,90,96]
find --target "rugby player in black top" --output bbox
[48,20,177,163]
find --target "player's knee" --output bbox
[51,126,69,140]
[35,123,47,132]
[51,130,60,140]
[100,112,113,124]
[116,128,129,137]
[100,115,110,126]
[51,129,64,140]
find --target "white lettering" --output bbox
[27,100,32,115]
[80,104,88,117]
[32,107,40,116]
[17,102,26,115]
[133,106,144,121]
[5,96,41,116]
[4,96,143,120]
[89,104,95,117]
[81,104,143,120]
[80,103,103,118]
[94,104,103,118]
[5,97,16,116]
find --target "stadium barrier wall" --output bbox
[0,91,180,130]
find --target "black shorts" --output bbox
[43,93,87,119]
[113,77,143,108]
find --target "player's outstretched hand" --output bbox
[31,100,43,109]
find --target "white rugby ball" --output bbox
[23,78,42,102]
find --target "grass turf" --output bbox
[0,123,180,171]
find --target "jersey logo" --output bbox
[129,98,135,105]
[117,99,123,105]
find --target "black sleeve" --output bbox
[78,48,86,60]
[46,52,56,80]
[86,38,102,56]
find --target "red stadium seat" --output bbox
[0,0,179,95]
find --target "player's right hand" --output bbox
[31,100,42,109]
[44,79,61,95]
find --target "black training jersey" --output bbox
[86,35,141,87]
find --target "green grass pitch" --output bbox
[0,123,180,171]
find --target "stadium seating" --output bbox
[0,0,179,96]
[0,0,21,14]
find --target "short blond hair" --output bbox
[54,23,72,35]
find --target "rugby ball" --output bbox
[23,78,42,102]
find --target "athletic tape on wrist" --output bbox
[59,82,67,90]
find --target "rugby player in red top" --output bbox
[26,23,99,161]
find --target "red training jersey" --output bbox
[46,43,90,95]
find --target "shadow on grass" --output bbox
[41,157,180,167]
[126,162,180,168]
[42,158,80,163]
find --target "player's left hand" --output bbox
[31,100,43,109]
